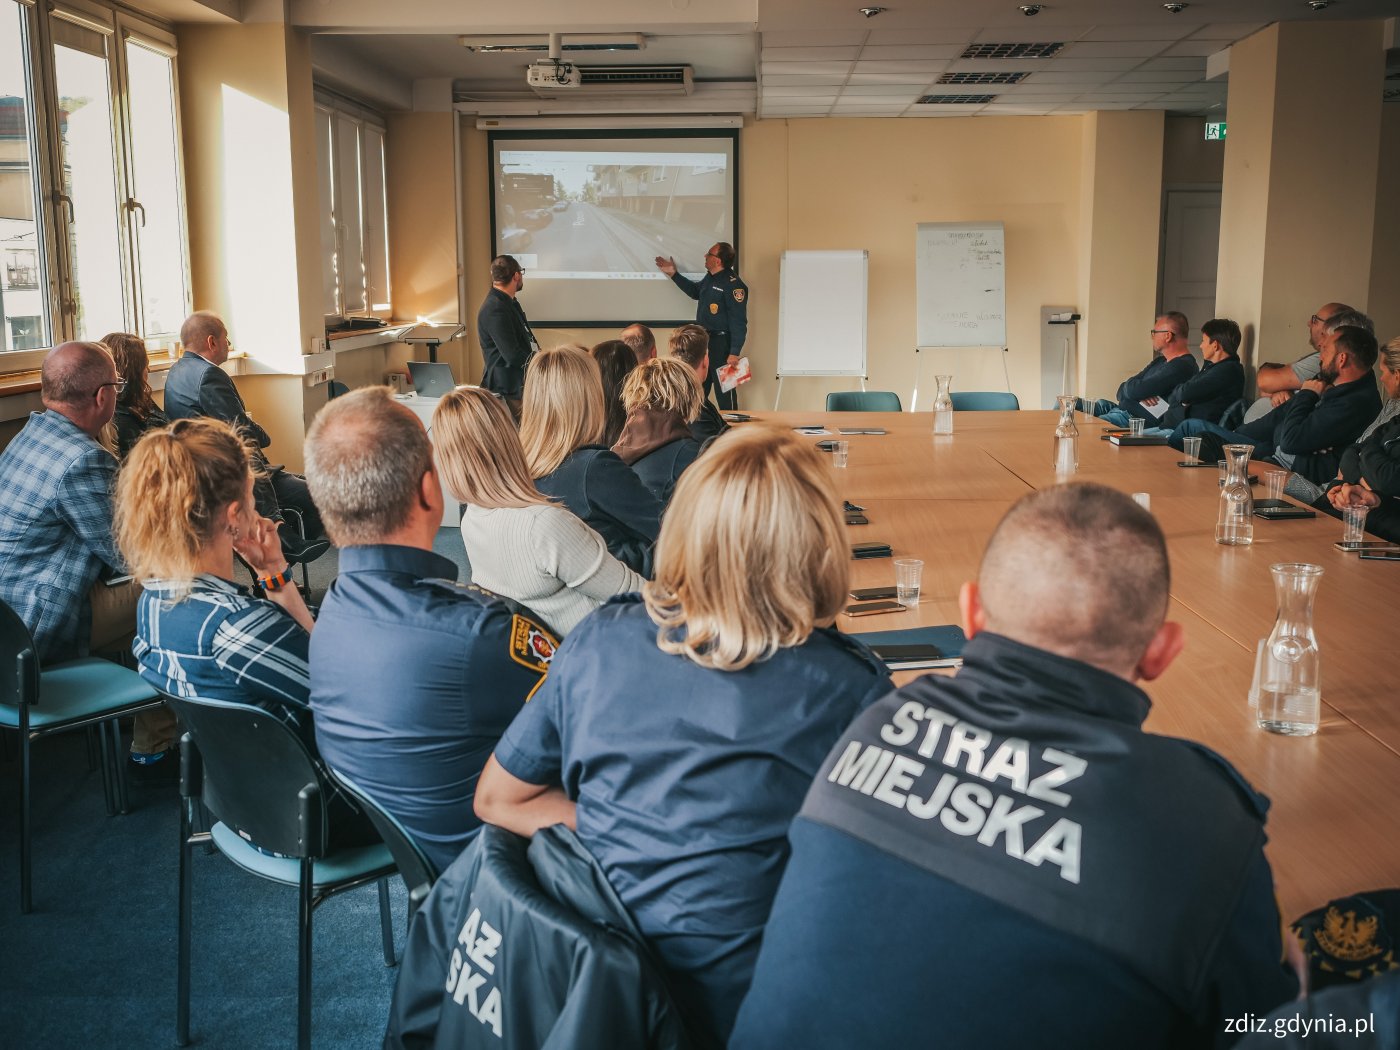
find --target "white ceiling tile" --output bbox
[1134,100,1201,109]
[1061,41,1171,58]
[760,103,835,111]
[761,113,828,119]
[1191,23,1266,40]
[972,25,1093,43]
[851,60,950,74]
[1161,39,1233,57]
[761,30,866,48]
[839,85,920,97]
[762,46,862,61]
[864,28,979,46]
[1139,56,1207,71]
[1048,57,1147,71]
[832,105,910,114]
[762,74,849,86]
[1113,69,1203,84]
[1079,102,1144,109]
[845,73,936,85]
[1081,24,1202,41]
[988,90,1080,101]
[761,87,839,97]
[943,58,1057,73]
[857,45,965,61]
[1077,92,1169,102]
[1029,71,1118,84]
[761,61,853,75]
[981,104,1059,115]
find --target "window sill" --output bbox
[0,354,175,422]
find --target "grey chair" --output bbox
[950,391,1020,411]
[826,390,903,412]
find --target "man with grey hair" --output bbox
[732,483,1296,1048]
[1082,311,1197,426]
[305,385,557,871]
[0,341,178,779]
[619,323,656,365]
[164,310,324,555]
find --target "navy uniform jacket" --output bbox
[1115,352,1199,420]
[669,268,748,359]
[534,447,663,576]
[477,287,536,399]
[731,632,1297,1049]
[1241,374,1382,485]
[492,595,893,1045]
[309,545,557,873]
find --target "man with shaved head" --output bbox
[731,484,1296,1048]
[0,341,178,778]
[619,323,656,366]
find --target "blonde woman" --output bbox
[520,345,662,575]
[432,386,645,635]
[611,357,704,503]
[475,427,893,1045]
[114,417,372,843]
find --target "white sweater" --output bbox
[459,503,646,635]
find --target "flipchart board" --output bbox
[915,222,1006,348]
[776,250,869,378]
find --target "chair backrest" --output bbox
[826,390,902,412]
[950,391,1020,411]
[1220,397,1248,431]
[165,693,329,858]
[327,380,350,399]
[329,768,439,909]
[0,597,38,711]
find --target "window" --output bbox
[0,0,188,362]
[315,91,390,318]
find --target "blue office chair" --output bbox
[950,391,1020,411]
[167,696,398,1050]
[826,391,903,412]
[0,597,164,913]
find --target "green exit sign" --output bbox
[1204,121,1227,141]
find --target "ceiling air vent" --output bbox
[916,93,998,104]
[937,71,1030,85]
[577,65,691,88]
[960,42,1064,59]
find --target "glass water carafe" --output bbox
[1052,394,1079,475]
[1249,562,1323,736]
[1215,443,1254,546]
[933,375,954,435]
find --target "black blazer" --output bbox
[477,288,535,398]
[535,447,662,576]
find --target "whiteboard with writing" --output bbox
[776,250,868,377]
[915,222,1006,348]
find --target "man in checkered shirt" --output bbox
[0,341,177,777]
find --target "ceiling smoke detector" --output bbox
[1306,0,1333,8]
[1162,2,1188,11]
[858,6,886,16]
[1020,4,1043,13]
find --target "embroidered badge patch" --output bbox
[709,302,719,315]
[509,614,558,674]
[733,289,745,303]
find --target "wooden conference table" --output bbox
[749,408,1399,921]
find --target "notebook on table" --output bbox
[855,625,968,669]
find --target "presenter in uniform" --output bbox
[654,242,747,411]
[477,255,539,417]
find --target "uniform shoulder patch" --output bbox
[733,288,745,303]
[509,614,558,676]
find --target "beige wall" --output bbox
[1369,105,1400,345]
[1162,115,1225,187]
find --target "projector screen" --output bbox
[488,130,739,326]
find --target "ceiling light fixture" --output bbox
[1162,2,1188,11]
[1020,4,1043,15]
[859,6,886,16]
[1306,0,1332,8]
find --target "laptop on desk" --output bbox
[407,361,457,398]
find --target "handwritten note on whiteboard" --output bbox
[915,222,1006,348]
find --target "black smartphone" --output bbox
[1335,541,1400,553]
[870,643,944,662]
[1253,499,1290,511]
[1253,506,1316,520]
[1177,460,1216,468]
[1359,550,1400,561]
[852,543,892,559]
[845,513,870,525]
[843,601,904,617]
[817,439,839,452]
[850,586,898,601]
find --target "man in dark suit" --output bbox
[164,311,324,554]
[477,255,538,415]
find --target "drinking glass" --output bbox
[1263,470,1288,503]
[894,558,923,608]
[831,440,849,468]
[1342,505,1370,545]
[1128,417,1146,438]
[1182,436,1202,465]
[1132,492,1151,511]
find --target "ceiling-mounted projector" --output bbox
[526,61,579,90]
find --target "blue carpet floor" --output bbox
[0,529,473,1049]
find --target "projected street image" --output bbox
[496,149,729,277]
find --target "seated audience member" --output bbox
[520,345,663,575]
[670,323,730,443]
[474,427,894,1045]
[1083,312,1198,425]
[163,310,324,555]
[612,358,704,503]
[619,322,657,365]
[103,332,169,458]
[1169,324,1381,487]
[434,385,644,635]
[0,341,176,779]
[114,417,373,843]
[729,483,1297,1049]
[1244,301,1352,422]
[1156,318,1246,429]
[1326,401,1400,543]
[590,339,639,447]
[1293,334,1400,506]
[304,387,558,872]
